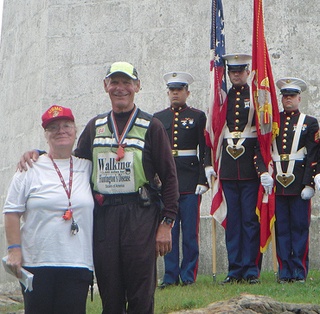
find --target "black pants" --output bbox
[93,201,159,314]
[22,266,93,314]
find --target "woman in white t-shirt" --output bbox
[3,105,94,314]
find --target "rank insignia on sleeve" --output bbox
[314,130,320,143]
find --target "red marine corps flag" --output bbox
[205,0,228,227]
[251,0,280,252]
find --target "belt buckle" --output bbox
[280,154,289,161]
[172,150,178,157]
[113,195,123,205]
[231,131,242,139]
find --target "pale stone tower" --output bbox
[0,0,320,291]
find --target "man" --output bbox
[154,72,208,288]
[262,77,319,283]
[18,62,179,313]
[205,54,262,284]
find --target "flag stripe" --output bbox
[205,0,228,226]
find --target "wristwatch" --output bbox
[161,217,175,228]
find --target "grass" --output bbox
[3,271,320,313]
[154,271,320,313]
[87,270,320,313]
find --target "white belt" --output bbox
[224,126,257,139]
[172,149,197,157]
[272,147,306,162]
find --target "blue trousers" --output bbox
[163,193,200,284]
[222,179,261,279]
[275,195,310,280]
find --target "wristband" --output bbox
[7,244,21,250]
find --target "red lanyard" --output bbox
[49,155,73,219]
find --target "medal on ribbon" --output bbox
[110,107,138,161]
[116,144,127,161]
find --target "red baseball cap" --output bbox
[42,105,75,129]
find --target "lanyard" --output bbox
[49,155,73,210]
[49,155,79,234]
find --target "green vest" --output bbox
[91,110,151,194]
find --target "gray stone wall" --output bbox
[0,0,320,290]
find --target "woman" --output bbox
[3,105,94,314]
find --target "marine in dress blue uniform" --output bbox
[218,54,261,284]
[154,72,208,287]
[267,78,319,283]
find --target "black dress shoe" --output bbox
[182,280,194,286]
[277,278,291,284]
[247,276,260,284]
[158,282,179,289]
[219,276,241,285]
[294,278,306,283]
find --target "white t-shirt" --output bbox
[3,155,94,270]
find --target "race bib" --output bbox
[96,152,135,194]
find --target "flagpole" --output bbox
[271,224,278,280]
[211,176,217,282]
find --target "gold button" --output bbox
[283,145,287,149]
[283,139,287,143]
[175,112,179,116]
[235,119,240,123]
[236,92,240,95]
[174,124,178,128]
[235,126,239,130]
[235,112,240,116]
[283,133,287,137]
[174,130,178,134]
[174,137,178,141]
[174,144,178,148]
[236,104,240,108]
[284,127,288,131]
[175,118,179,121]
[236,98,240,101]
[186,126,189,129]
[286,116,290,120]
[285,122,289,125]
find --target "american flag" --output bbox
[251,0,280,252]
[205,0,228,227]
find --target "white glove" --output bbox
[301,186,315,200]
[314,174,320,190]
[195,184,209,195]
[205,166,217,189]
[260,172,274,195]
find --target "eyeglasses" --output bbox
[46,123,75,133]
